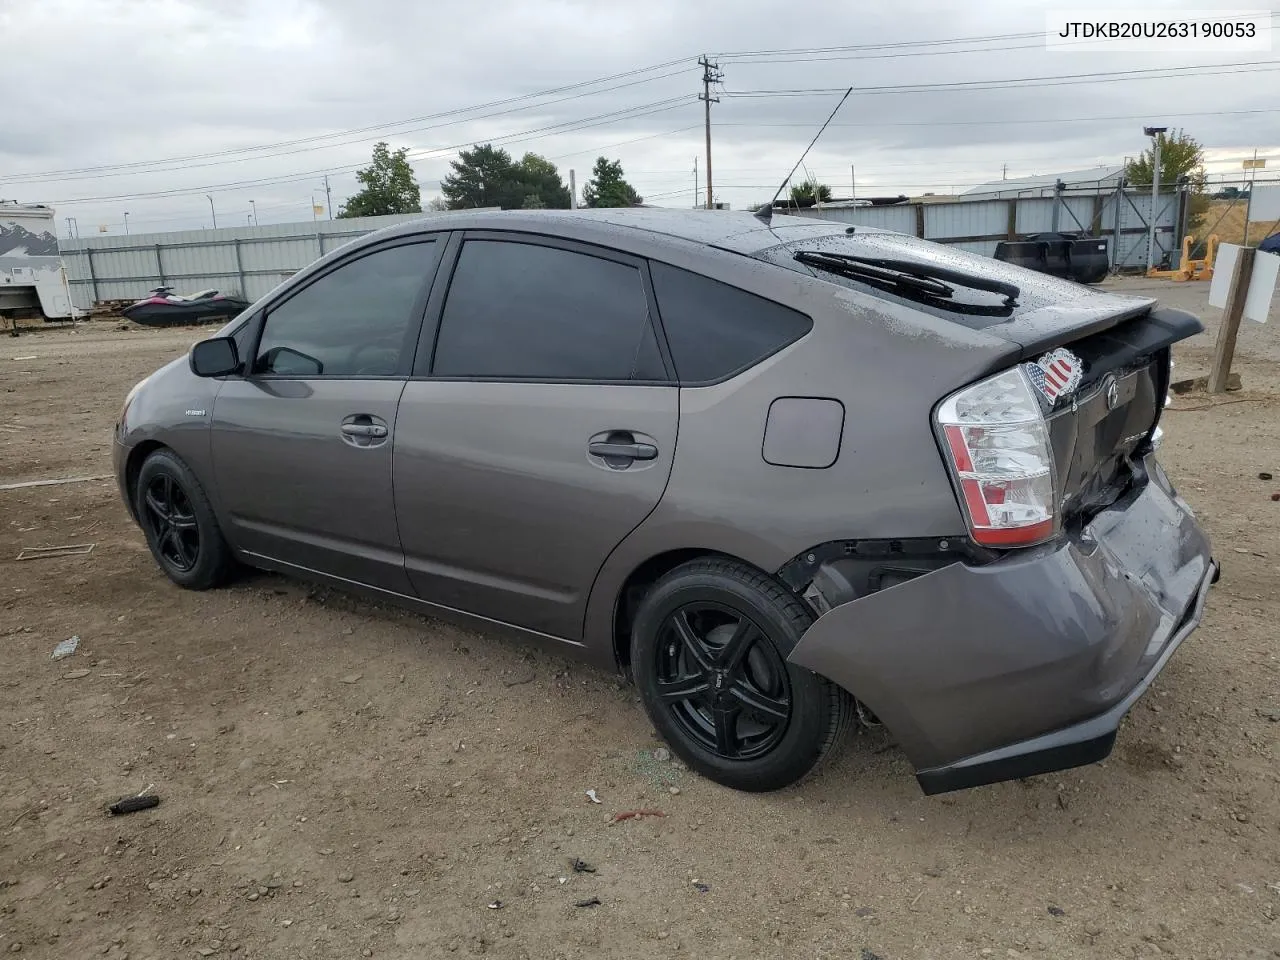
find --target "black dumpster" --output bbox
[993,232,1110,285]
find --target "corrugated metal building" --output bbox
[792,183,1181,269]
[960,166,1125,201]
[58,211,482,309]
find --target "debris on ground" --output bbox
[574,897,601,908]
[338,673,362,684]
[585,789,601,804]
[1171,372,1241,394]
[501,669,535,687]
[1260,472,1274,481]
[570,858,595,874]
[62,669,91,680]
[653,747,670,762]
[108,794,160,816]
[15,543,95,561]
[692,881,710,893]
[612,809,666,823]
[50,636,80,661]
[486,900,503,910]
[1048,905,1066,916]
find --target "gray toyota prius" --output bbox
[114,209,1217,794]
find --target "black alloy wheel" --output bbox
[142,473,200,572]
[655,602,793,760]
[631,557,851,792]
[133,448,234,590]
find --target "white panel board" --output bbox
[1244,249,1278,324]
[1206,243,1278,324]
[1208,243,1239,309]
[1248,185,1280,223]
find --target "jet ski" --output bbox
[120,287,251,326]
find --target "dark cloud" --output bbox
[1,0,1275,233]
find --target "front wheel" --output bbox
[134,448,234,590]
[630,557,851,792]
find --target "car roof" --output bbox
[376,208,888,257]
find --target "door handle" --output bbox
[341,422,387,438]
[588,440,658,461]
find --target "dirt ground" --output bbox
[2,279,1278,960]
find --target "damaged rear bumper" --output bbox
[787,458,1216,794]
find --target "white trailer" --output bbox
[1,202,76,324]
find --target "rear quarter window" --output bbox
[649,261,812,384]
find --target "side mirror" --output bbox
[190,337,240,378]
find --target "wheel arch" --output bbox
[124,440,169,517]
[610,548,793,673]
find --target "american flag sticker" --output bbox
[1025,348,1083,404]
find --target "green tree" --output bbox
[514,153,572,209]
[1125,129,1209,231]
[789,179,832,205]
[440,145,571,210]
[338,142,421,218]
[582,157,642,208]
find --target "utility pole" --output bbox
[1243,148,1260,240]
[694,156,699,208]
[1143,126,1167,272]
[850,164,855,201]
[206,194,218,230]
[569,169,577,209]
[123,211,130,235]
[698,56,722,210]
[250,200,258,226]
[1002,163,1008,181]
[323,175,333,220]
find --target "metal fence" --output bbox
[789,181,1186,271]
[59,212,456,309]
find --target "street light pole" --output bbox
[1143,126,1167,272]
[123,211,130,235]
[249,200,258,226]
[206,194,218,229]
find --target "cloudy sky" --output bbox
[2,0,1277,236]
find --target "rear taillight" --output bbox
[935,367,1056,548]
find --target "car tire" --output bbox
[134,448,234,591]
[631,556,851,792]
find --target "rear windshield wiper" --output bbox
[793,250,1020,313]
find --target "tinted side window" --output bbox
[649,262,813,384]
[254,242,437,377]
[431,240,666,381]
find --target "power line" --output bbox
[1,68,694,187]
[714,13,1277,64]
[46,98,698,204]
[547,125,701,161]
[722,60,1280,99]
[714,106,1280,129]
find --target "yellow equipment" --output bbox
[1147,234,1219,281]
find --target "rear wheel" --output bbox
[134,449,233,590]
[631,557,851,791]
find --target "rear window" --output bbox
[649,262,812,384]
[754,231,1119,331]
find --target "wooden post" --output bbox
[1208,246,1256,394]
